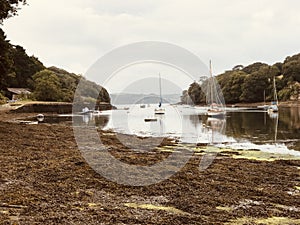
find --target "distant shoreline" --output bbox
[0,100,298,115]
[231,101,299,108]
[181,100,299,108]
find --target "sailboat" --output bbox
[206,61,225,118]
[154,73,165,115]
[268,77,279,113]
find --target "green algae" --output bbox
[225,216,300,225]
[124,203,189,215]
[156,144,300,161]
[234,151,300,161]
[216,206,232,212]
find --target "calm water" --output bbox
[72,104,300,155]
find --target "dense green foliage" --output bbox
[181,82,206,105]
[32,67,110,103]
[32,70,63,101]
[0,37,45,91]
[0,29,12,91]
[183,55,300,104]
[10,45,45,89]
[219,70,247,103]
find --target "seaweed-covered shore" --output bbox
[0,111,299,224]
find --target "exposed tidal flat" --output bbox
[0,110,300,224]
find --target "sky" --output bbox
[2,0,300,94]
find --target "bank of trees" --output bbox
[182,54,300,104]
[32,68,110,103]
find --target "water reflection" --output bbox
[72,105,300,153]
[73,114,109,128]
[206,117,226,144]
[225,108,300,151]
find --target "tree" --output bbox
[282,60,300,83]
[187,82,205,105]
[32,67,111,103]
[232,65,244,71]
[181,90,189,104]
[284,53,300,64]
[242,62,268,74]
[240,72,269,102]
[32,70,63,101]
[0,0,29,91]
[182,53,300,104]
[0,0,27,23]
[0,28,13,90]
[10,45,44,88]
[219,71,247,103]
[273,62,283,74]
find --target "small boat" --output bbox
[80,107,92,115]
[155,73,165,115]
[140,104,146,108]
[207,105,225,118]
[154,108,165,115]
[36,114,45,122]
[144,118,158,122]
[268,103,278,113]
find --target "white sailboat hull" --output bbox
[154,108,165,115]
[268,105,278,113]
[257,105,269,110]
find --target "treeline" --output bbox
[0,1,110,104]
[182,55,300,104]
[31,67,110,104]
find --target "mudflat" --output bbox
[0,111,299,224]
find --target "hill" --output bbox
[110,93,181,105]
[0,28,110,105]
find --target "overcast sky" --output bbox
[3,0,300,94]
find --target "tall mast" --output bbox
[209,60,213,105]
[273,77,278,105]
[209,60,213,77]
[159,73,162,107]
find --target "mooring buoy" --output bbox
[36,114,45,122]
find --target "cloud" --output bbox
[3,0,300,80]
